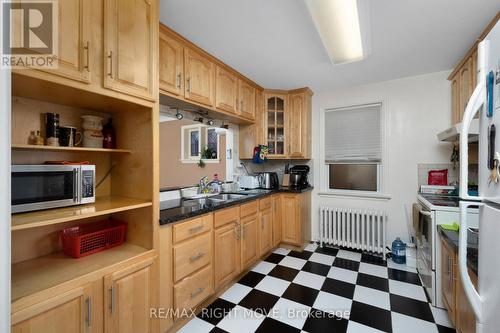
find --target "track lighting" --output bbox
[194,117,204,123]
[207,119,214,126]
[175,109,183,120]
[220,121,229,129]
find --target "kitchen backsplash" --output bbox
[235,159,314,185]
[417,163,478,188]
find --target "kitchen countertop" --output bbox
[437,225,478,276]
[160,186,313,225]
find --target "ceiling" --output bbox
[160,0,499,92]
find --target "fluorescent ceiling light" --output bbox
[305,0,371,65]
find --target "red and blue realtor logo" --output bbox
[2,0,58,69]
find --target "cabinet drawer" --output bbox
[173,214,212,244]
[214,206,240,228]
[240,201,258,218]
[174,264,213,311]
[259,197,273,210]
[173,232,212,282]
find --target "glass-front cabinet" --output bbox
[266,94,287,156]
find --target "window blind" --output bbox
[324,103,381,163]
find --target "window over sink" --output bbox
[181,124,221,163]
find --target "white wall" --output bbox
[0,0,12,329]
[311,71,452,245]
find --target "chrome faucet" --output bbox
[198,176,218,194]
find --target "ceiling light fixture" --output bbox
[305,0,371,65]
[220,121,229,130]
[194,117,204,123]
[207,119,214,126]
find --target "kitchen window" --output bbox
[322,103,385,195]
[181,125,220,163]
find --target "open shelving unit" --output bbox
[10,83,158,309]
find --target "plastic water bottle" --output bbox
[392,237,406,264]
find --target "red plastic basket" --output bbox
[61,219,127,258]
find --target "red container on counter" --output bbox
[428,169,448,186]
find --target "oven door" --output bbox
[416,205,434,270]
[12,165,80,213]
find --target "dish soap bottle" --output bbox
[102,118,116,149]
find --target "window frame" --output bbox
[319,102,389,199]
[180,124,221,164]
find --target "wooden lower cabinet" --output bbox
[241,214,259,269]
[12,285,93,333]
[441,239,457,327]
[272,194,282,246]
[281,194,301,246]
[174,264,213,312]
[104,260,152,333]
[440,239,478,333]
[259,206,273,256]
[214,217,241,289]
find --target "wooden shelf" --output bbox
[12,243,152,302]
[12,196,152,231]
[12,144,132,154]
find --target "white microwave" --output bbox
[12,165,96,213]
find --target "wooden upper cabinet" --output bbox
[281,194,301,246]
[459,57,474,120]
[451,72,461,125]
[104,0,156,100]
[215,66,239,114]
[104,262,152,333]
[184,48,215,107]
[159,32,184,96]
[239,80,256,120]
[265,94,288,157]
[288,91,312,159]
[12,285,92,333]
[41,0,91,83]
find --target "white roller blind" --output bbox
[324,103,381,163]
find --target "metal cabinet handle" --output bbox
[108,286,115,313]
[85,296,92,328]
[177,73,182,89]
[190,287,205,299]
[107,51,113,78]
[186,78,191,92]
[84,41,90,72]
[189,252,205,263]
[189,225,203,234]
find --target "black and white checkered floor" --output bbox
[178,244,456,333]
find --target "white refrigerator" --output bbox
[459,19,500,333]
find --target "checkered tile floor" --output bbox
[178,244,456,333]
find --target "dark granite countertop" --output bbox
[160,186,313,225]
[437,225,478,276]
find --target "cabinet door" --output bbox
[265,94,288,157]
[259,207,273,256]
[241,215,259,269]
[457,268,477,333]
[441,240,456,327]
[214,222,241,289]
[281,194,301,246]
[239,80,256,120]
[12,285,92,333]
[159,32,184,96]
[104,0,156,100]
[459,57,474,122]
[104,262,152,333]
[238,90,264,159]
[184,48,215,107]
[36,0,91,83]
[215,66,238,114]
[451,71,461,125]
[288,93,305,158]
[273,195,282,247]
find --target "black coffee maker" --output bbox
[289,165,310,189]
